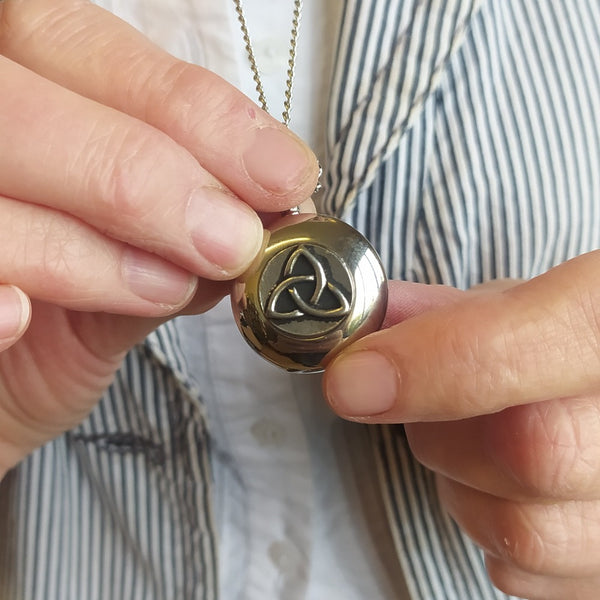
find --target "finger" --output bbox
[467,278,523,293]
[324,251,600,422]
[64,282,230,363]
[0,56,264,279]
[298,198,317,213]
[0,0,319,210]
[0,287,228,478]
[380,278,518,327]
[0,195,198,316]
[321,280,468,418]
[177,280,232,316]
[0,286,30,352]
[0,302,143,476]
[437,475,600,578]
[485,554,600,600]
[382,280,466,328]
[406,397,600,501]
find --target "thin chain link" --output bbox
[233,0,303,126]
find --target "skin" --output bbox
[324,268,600,599]
[0,0,319,474]
[1,1,598,598]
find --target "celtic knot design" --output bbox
[266,245,351,320]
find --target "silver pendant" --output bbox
[231,213,388,372]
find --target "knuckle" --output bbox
[0,0,29,49]
[97,126,161,220]
[406,431,429,466]
[32,211,93,288]
[0,0,83,52]
[484,556,552,600]
[491,504,556,573]
[432,299,523,416]
[538,402,600,498]
[491,400,600,499]
[145,60,256,141]
[75,119,192,236]
[490,501,600,578]
[572,279,600,378]
[10,202,107,297]
[484,557,528,599]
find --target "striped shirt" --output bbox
[1,1,600,599]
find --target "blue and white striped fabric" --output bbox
[328,1,600,599]
[1,325,218,600]
[1,1,600,599]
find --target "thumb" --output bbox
[324,253,600,423]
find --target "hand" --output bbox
[0,0,319,477]
[324,251,600,599]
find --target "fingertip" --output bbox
[0,285,31,348]
[121,247,199,314]
[241,126,319,207]
[186,187,265,277]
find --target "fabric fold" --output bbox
[324,0,483,215]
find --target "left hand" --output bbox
[323,250,600,600]
[0,0,319,479]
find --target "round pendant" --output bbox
[231,213,388,372]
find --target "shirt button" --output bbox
[268,540,300,575]
[250,418,286,447]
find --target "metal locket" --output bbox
[231,212,388,372]
[231,0,388,371]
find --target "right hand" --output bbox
[0,0,319,477]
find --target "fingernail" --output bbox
[187,188,263,276]
[122,248,197,307]
[0,286,29,340]
[325,351,398,417]
[243,127,315,195]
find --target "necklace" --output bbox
[233,0,302,126]
[234,0,322,196]
[231,0,388,373]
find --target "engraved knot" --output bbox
[266,245,351,320]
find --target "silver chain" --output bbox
[233,0,303,126]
